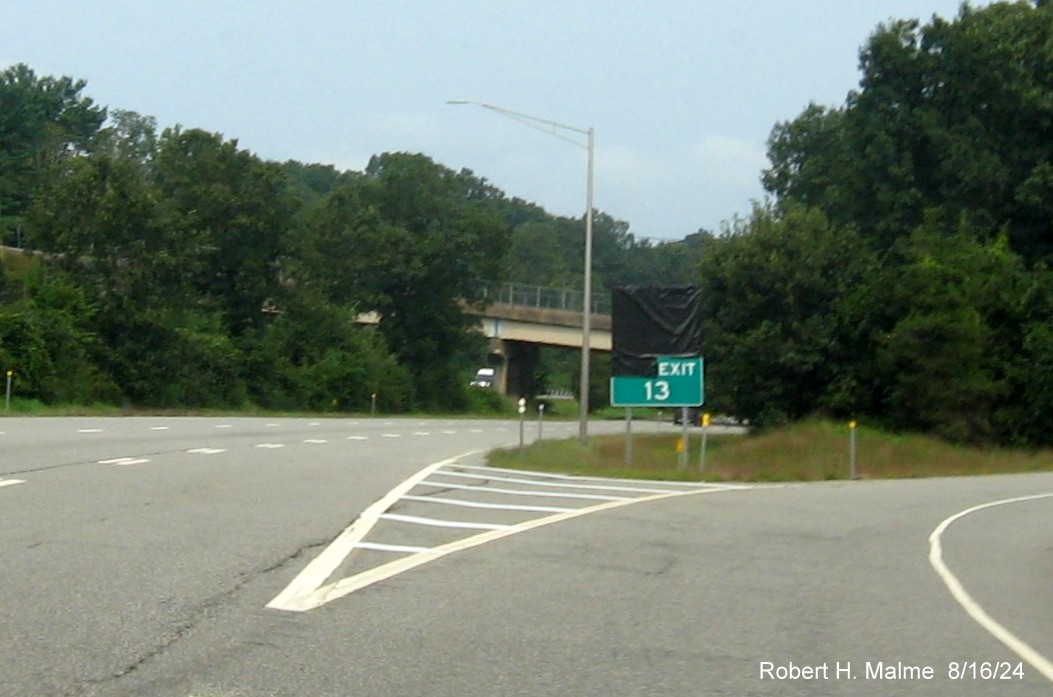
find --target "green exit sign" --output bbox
[610,357,704,407]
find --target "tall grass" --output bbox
[488,419,1053,481]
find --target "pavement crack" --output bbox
[71,537,330,694]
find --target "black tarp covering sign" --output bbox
[612,286,702,377]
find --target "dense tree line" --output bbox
[702,0,1053,445]
[0,64,684,413]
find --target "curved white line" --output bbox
[928,493,1053,683]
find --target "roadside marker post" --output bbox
[518,397,527,461]
[699,412,710,472]
[849,420,859,480]
[4,369,11,411]
[537,403,545,440]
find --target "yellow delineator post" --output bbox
[699,412,711,472]
[849,420,859,480]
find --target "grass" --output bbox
[487,419,1053,482]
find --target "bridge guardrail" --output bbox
[481,282,611,315]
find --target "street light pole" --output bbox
[448,100,595,443]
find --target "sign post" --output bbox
[611,357,703,469]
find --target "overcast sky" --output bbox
[2,1,987,240]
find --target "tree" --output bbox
[0,64,106,244]
[874,221,1025,442]
[303,152,510,409]
[154,128,293,334]
[764,2,1053,263]
[699,205,879,425]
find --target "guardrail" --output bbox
[481,282,611,315]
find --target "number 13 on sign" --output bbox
[644,380,670,401]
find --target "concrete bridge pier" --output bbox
[486,338,540,399]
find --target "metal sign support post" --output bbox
[678,407,689,469]
[699,413,709,472]
[625,407,633,466]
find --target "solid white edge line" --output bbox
[380,512,513,531]
[450,462,751,489]
[265,451,480,611]
[353,541,438,554]
[276,486,741,612]
[928,492,1053,684]
[417,479,630,502]
[400,494,575,513]
[432,469,679,494]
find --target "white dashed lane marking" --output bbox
[187,448,226,455]
[0,478,26,489]
[256,443,285,449]
[77,429,103,434]
[99,457,151,466]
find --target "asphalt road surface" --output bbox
[1,416,1051,696]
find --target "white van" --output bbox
[469,367,496,388]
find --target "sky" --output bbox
[2,1,989,241]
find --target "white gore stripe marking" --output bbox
[400,494,575,514]
[266,452,479,612]
[0,479,26,488]
[417,480,630,502]
[929,493,1053,684]
[380,513,513,531]
[434,469,676,494]
[352,541,438,554]
[282,486,740,612]
[451,463,751,489]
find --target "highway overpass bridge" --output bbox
[468,283,611,396]
[360,283,612,397]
